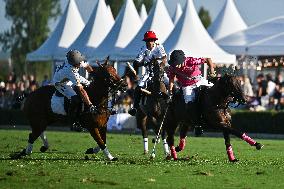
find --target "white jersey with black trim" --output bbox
[135,43,166,64]
[52,62,90,87]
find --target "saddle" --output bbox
[51,91,83,116]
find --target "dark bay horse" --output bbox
[164,74,263,161]
[135,60,170,156]
[12,60,126,160]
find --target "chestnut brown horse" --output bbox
[12,60,126,160]
[135,59,170,156]
[164,74,264,161]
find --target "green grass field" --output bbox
[0,129,284,189]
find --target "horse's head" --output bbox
[90,57,127,93]
[219,74,247,104]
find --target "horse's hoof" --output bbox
[40,146,48,153]
[85,148,95,154]
[229,159,239,163]
[165,155,171,160]
[111,157,118,161]
[255,143,264,150]
[175,146,181,152]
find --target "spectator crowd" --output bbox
[238,73,284,111]
[1,69,284,112]
[0,72,51,109]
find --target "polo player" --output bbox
[167,50,216,155]
[52,50,97,125]
[128,31,167,116]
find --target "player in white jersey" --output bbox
[128,31,167,116]
[52,50,97,124]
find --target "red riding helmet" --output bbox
[143,31,158,41]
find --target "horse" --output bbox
[164,74,264,161]
[12,59,127,161]
[134,59,170,156]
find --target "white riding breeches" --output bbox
[54,80,76,100]
[138,73,169,88]
[182,77,213,103]
[138,73,152,87]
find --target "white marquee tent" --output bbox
[107,5,114,21]
[173,3,182,24]
[164,0,236,64]
[246,32,284,56]
[139,4,147,23]
[112,0,174,61]
[56,0,114,59]
[217,16,284,55]
[207,0,247,41]
[26,0,85,61]
[90,0,142,61]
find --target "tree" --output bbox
[0,0,60,75]
[106,0,152,18]
[198,6,211,29]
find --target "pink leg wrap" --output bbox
[226,145,236,161]
[179,138,186,151]
[170,146,177,160]
[241,133,256,146]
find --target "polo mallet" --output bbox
[150,104,170,159]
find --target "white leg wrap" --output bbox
[40,132,49,148]
[25,143,33,154]
[143,138,148,152]
[162,139,170,155]
[103,147,114,160]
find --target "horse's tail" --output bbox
[16,92,28,102]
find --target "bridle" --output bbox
[90,65,126,113]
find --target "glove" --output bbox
[89,104,98,114]
[209,71,217,78]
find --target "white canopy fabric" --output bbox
[90,0,142,60]
[207,0,247,41]
[246,32,284,56]
[217,16,284,55]
[173,3,182,24]
[164,0,236,64]
[26,0,84,61]
[139,4,147,23]
[107,5,114,21]
[56,0,114,59]
[112,0,174,61]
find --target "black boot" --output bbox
[68,96,82,131]
[186,101,203,136]
[128,87,142,116]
